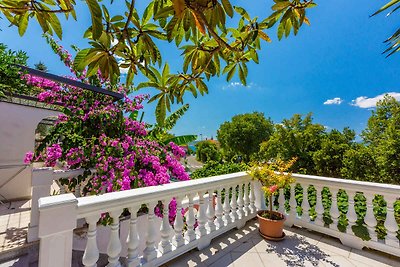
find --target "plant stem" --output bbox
[269,195,273,215]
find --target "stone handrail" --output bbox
[36,171,400,266]
[279,173,400,258]
[37,172,259,267]
[28,167,85,242]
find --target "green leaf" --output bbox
[49,13,63,39]
[238,64,246,86]
[234,6,250,21]
[18,13,29,36]
[86,0,103,40]
[226,64,236,81]
[222,0,234,18]
[277,20,285,40]
[73,48,90,71]
[156,95,167,126]
[371,0,400,16]
[164,135,197,145]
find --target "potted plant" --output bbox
[248,158,296,241]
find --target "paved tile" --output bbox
[164,219,400,267]
[0,200,31,253]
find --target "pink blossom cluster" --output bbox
[22,74,61,91]
[44,144,62,167]
[24,151,34,164]
[23,37,190,225]
[66,147,85,168]
[169,142,186,159]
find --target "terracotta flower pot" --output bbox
[257,210,286,240]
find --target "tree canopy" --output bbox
[195,140,221,163]
[217,112,274,162]
[0,0,316,123]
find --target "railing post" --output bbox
[38,193,78,267]
[28,167,54,242]
[314,185,325,227]
[330,187,340,231]
[285,184,297,227]
[364,192,377,242]
[253,180,266,211]
[384,195,399,248]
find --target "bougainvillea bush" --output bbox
[22,37,189,223]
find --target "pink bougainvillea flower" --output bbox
[23,151,34,164]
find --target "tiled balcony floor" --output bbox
[164,219,400,267]
[0,200,31,253]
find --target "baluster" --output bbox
[278,189,285,215]
[82,215,99,267]
[384,195,399,247]
[364,193,377,242]
[172,196,185,248]
[286,184,297,227]
[196,191,207,238]
[107,210,122,267]
[237,184,245,220]
[346,190,358,236]
[184,194,196,243]
[223,187,232,225]
[249,182,257,213]
[330,188,340,231]
[143,202,157,262]
[59,182,66,194]
[127,206,140,267]
[230,185,238,222]
[159,199,172,254]
[314,185,325,227]
[243,183,250,217]
[206,191,216,233]
[75,183,81,197]
[214,188,224,229]
[301,184,311,222]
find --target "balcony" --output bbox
[29,170,399,267]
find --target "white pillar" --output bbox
[28,167,54,242]
[38,193,78,267]
[253,181,266,211]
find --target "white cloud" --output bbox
[351,92,400,108]
[222,82,255,90]
[323,97,343,105]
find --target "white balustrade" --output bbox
[364,193,377,242]
[206,192,216,233]
[214,188,224,229]
[107,210,122,267]
[243,183,251,217]
[223,187,232,225]
[28,167,85,242]
[278,189,285,215]
[143,202,157,262]
[314,185,325,227]
[159,200,172,254]
[329,188,340,231]
[196,192,207,238]
[301,184,311,223]
[184,194,196,243]
[346,190,358,237]
[127,206,140,267]
[230,185,239,222]
[237,184,245,219]
[38,171,400,267]
[172,196,185,248]
[82,215,99,267]
[384,195,399,247]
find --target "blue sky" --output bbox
[1,0,399,140]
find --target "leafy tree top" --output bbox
[0,0,317,123]
[217,111,274,162]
